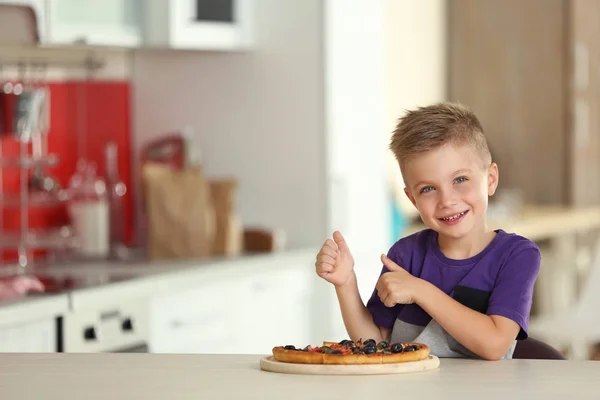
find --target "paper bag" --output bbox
[143,163,215,260]
[209,179,243,257]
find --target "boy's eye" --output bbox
[454,176,468,184]
[420,186,434,194]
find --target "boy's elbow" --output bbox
[479,340,511,361]
[480,350,504,361]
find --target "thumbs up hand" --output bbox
[375,254,422,307]
[315,231,355,287]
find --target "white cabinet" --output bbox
[0,318,56,353]
[142,0,254,50]
[44,0,142,47]
[2,0,254,50]
[149,261,313,354]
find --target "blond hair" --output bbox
[390,102,492,171]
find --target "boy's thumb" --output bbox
[333,231,350,252]
[381,254,403,271]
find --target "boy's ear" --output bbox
[404,187,417,208]
[487,162,499,196]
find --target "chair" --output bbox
[513,337,566,360]
[528,237,600,359]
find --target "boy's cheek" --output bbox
[415,202,434,217]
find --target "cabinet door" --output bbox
[447,0,567,205]
[45,0,142,47]
[143,0,253,50]
[239,267,312,354]
[0,318,56,353]
[149,278,247,354]
[568,0,600,206]
[0,0,47,43]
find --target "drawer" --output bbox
[0,319,56,353]
[149,280,246,353]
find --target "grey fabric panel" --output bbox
[389,318,516,359]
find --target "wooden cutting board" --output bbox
[260,355,440,375]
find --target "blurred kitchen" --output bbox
[0,0,598,360]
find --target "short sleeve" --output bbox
[486,242,541,340]
[366,247,405,329]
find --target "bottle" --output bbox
[67,160,109,259]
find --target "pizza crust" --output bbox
[381,344,430,364]
[272,347,324,364]
[272,342,431,365]
[322,353,382,365]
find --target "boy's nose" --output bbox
[438,189,458,208]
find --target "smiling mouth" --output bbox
[439,211,468,221]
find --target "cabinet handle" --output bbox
[170,312,222,329]
[171,320,203,329]
[100,309,121,321]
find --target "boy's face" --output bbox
[402,143,498,240]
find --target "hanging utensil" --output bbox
[13,62,37,143]
[28,62,60,194]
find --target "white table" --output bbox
[0,353,598,399]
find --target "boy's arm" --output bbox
[379,246,540,361]
[335,272,391,343]
[415,283,519,360]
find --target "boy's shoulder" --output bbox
[489,229,541,258]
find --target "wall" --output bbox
[385,0,448,220]
[131,0,326,250]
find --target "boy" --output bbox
[315,102,541,360]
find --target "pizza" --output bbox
[271,339,430,365]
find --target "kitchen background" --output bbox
[0,0,599,360]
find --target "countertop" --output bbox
[0,248,319,320]
[0,353,598,399]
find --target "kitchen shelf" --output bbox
[0,189,71,208]
[0,44,106,70]
[0,154,59,168]
[0,226,78,250]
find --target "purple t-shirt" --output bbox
[366,228,541,358]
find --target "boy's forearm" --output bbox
[415,280,513,360]
[335,273,386,342]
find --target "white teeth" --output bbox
[442,211,466,221]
